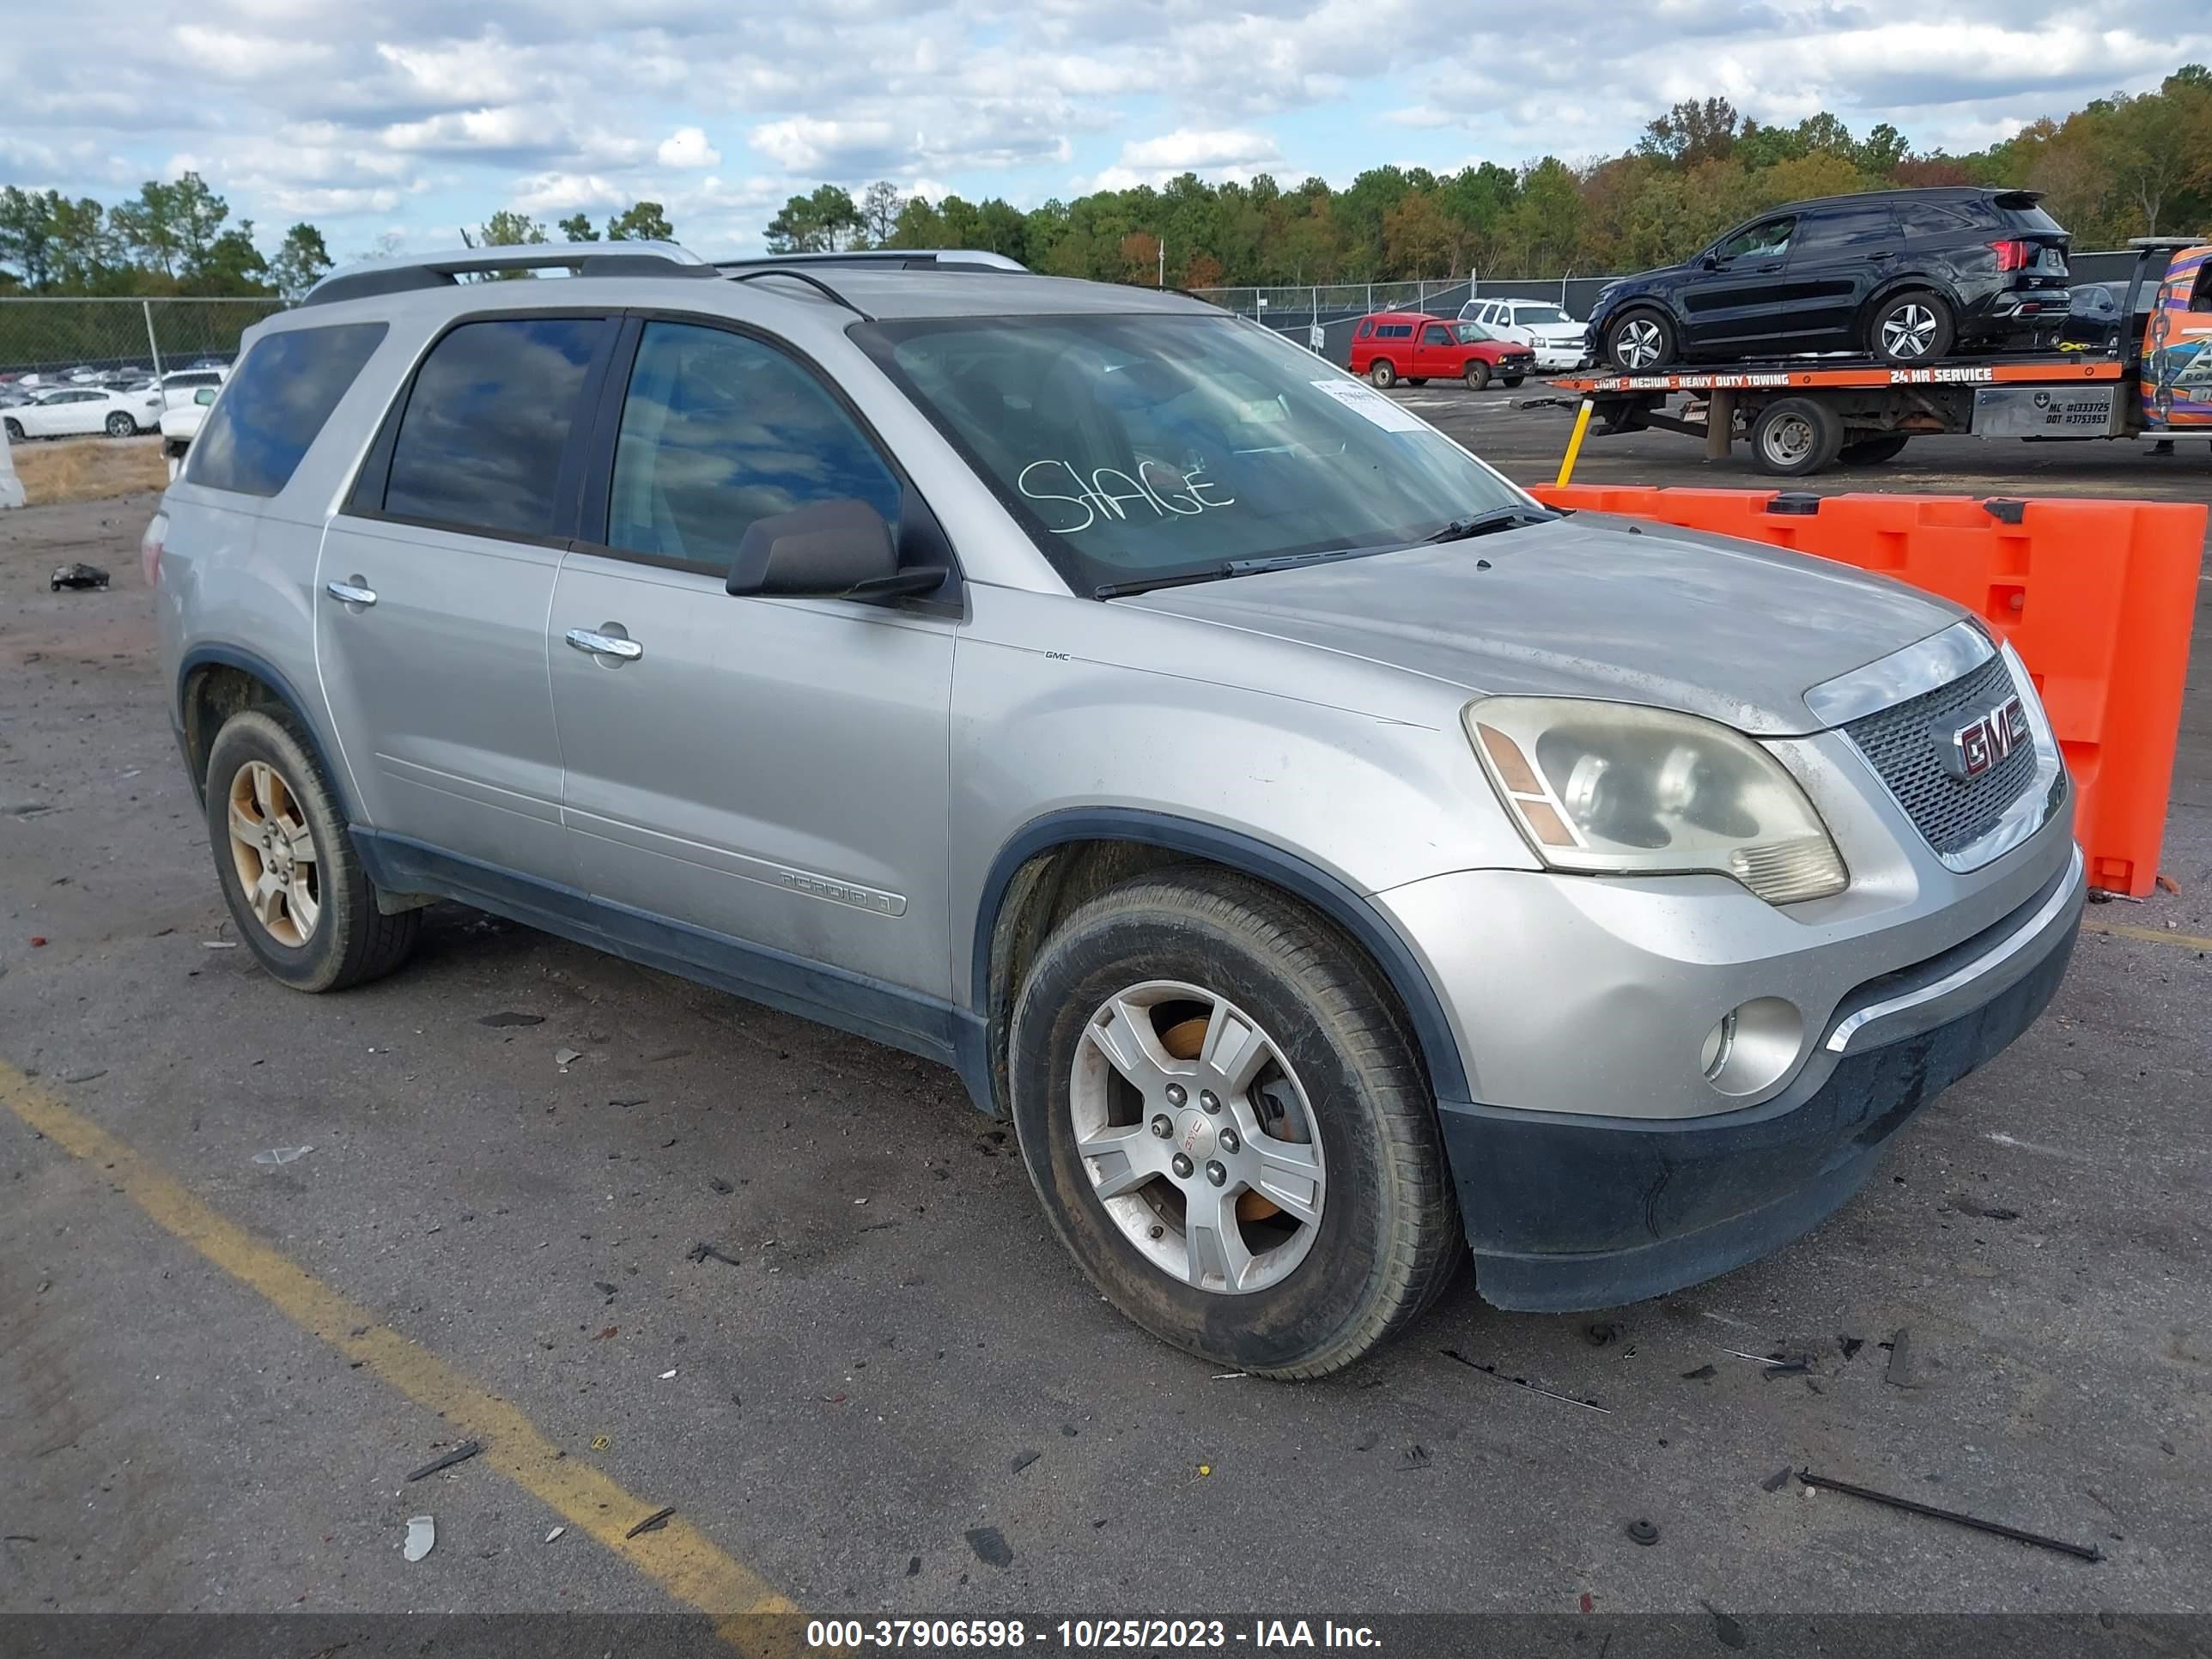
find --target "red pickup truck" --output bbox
[1350,312,1538,391]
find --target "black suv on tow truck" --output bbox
[1588,186,2071,371]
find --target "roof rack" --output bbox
[301,241,719,308]
[728,267,874,321]
[713,249,1029,274]
[2127,235,2205,250]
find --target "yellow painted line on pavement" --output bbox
[2083,918,2212,951]
[0,1059,798,1645]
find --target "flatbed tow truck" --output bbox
[1534,237,2211,477]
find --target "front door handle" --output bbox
[325,577,377,607]
[565,626,643,662]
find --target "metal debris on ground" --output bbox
[1210,1372,1248,1380]
[708,1176,734,1194]
[401,1515,435,1562]
[1680,1364,1717,1381]
[554,1048,583,1067]
[477,1012,544,1028]
[49,562,109,592]
[964,1526,1013,1568]
[1401,1445,1431,1471]
[1761,1355,1814,1378]
[590,1435,611,1451]
[1796,1468,2103,1562]
[1440,1348,1612,1413]
[1838,1335,1865,1359]
[58,1068,106,1084]
[1011,1449,1042,1474]
[1885,1328,1924,1389]
[202,939,239,949]
[659,1368,678,1380]
[544,1527,564,1544]
[685,1241,740,1267]
[624,1505,677,1538]
[1761,1468,1793,1492]
[251,1146,313,1166]
[1625,1519,1659,1546]
[404,1439,483,1482]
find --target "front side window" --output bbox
[861,312,1524,594]
[381,316,607,539]
[604,320,902,570]
[1717,217,1795,262]
[187,321,386,498]
[1422,325,1452,345]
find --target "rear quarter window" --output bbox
[185,322,387,498]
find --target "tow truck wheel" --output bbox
[1463,360,1490,391]
[1750,398,1844,477]
[1838,433,1910,465]
[1368,360,1396,389]
[1603,308,1675,372]
[1868,289,1955,363]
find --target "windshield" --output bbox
[859,313,1522,592]
[1452,321,1497,343]
[1514,305,1571,325]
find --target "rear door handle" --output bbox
[325,578,377,607]
[565,627,643,661]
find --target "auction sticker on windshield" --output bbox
[1309,379,1426,432]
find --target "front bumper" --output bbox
[1431,845,2084,1310]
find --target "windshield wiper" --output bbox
[1424,505,1560,544]
[1096,544,1385,598]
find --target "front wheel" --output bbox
[105,412,135,437]
[1603,308,1676,371]
[1868,290,1955,363]
[1463,360,1491,391]
[3,418,22,442]
[204,707,421,993]
[1010,867,1462,1378]
[1367,360,1396,389]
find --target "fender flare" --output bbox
[971,807,1473,1104]
[176,643,356,820]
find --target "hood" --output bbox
[1122,513,1965,736]
[1523,322,1586,341]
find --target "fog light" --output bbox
[1700,998,1804,1098]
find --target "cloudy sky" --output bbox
[3,0,2207,260]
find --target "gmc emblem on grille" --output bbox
[1941,695,2030,780]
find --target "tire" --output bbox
[105,412,134,437]
[1406,377,1429,386]
[1867,289,1955,364]
[1838,433,1910,465]
[204,707,421,993]
[1502,375,1525,388]
[1602,307,1676,372]
[3,418,21,442]
[1009,866,1462,1378]
[1367,360,1396,389]
[1462,360,1491,392]
[1749,398,1844,477]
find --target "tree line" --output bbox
[770,66,2212,288]
[3,68,2205,302]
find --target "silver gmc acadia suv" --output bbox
[148,243,2084,1377]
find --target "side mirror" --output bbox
[194,387,217,406]
[725,498,945,603]
[1700,254,1723,270]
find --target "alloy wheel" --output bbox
[1880,303,1939,359]
[1068,980,1326,1294]
[1615,318,1663,369]
[226,760,321,946]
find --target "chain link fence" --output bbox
[0,297,288,385]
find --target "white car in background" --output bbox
[2,384,163,441]
[1458,297,1589,371]
[160,384,218,473]
[159,366,228,411]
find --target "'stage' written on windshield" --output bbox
[1017,457,1237,535]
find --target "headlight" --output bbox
[1467,698,1847,903]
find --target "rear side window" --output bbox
[382,317,606,539]
[185,322,386,498]
[1791,203,1896,254]
[1354,319,1374,339]
[1896,199,1978,238]
[602,320,901,570]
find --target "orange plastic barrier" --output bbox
[1528,484,2205,896]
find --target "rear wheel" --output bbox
[1367,360,1397,389]
[1750,398,1844,477]
[204,707,421,993]
[3,418,22,442]
[105,412,134,437]
[1868,289,1955,363]
[1010,867,1462,1378]
[1462,360,1491,391]
[1838,433,1910,465]
[1603,308,1675,372]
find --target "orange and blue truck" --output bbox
[1542,237,2212,476]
